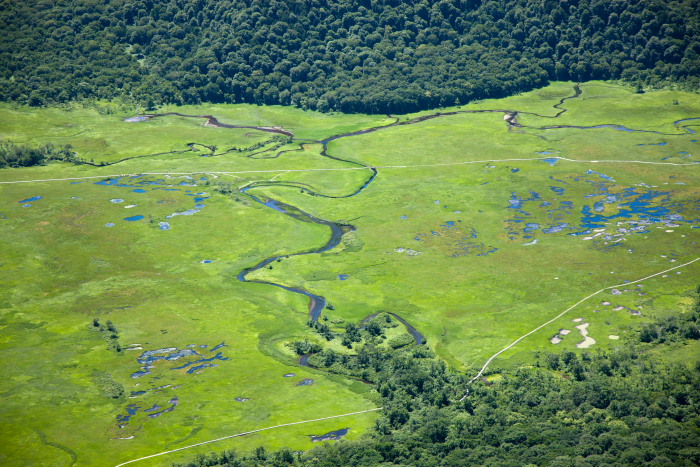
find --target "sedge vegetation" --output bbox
[0,83,698,466]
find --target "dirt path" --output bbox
[112,407,383,467]
[459,257,700,401]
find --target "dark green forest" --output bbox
[0,140,78,168]
[1,0,699,113]
[174,295,700,467]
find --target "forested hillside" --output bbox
[1,0,698,113]
[0,0,700,113]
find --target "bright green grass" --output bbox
[248,161,700,369]
[1,81,699,466]
[0,178,376,467]
[0,103,391,165]
[160,103,394,141]
[518,81,700,131]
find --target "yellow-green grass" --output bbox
[0,103,391,165]
[1,81,699,466]
[518,81,700,131]
[0,179,376,466]
[247,160,700,371]
[160,103,394,141]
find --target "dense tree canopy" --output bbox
[0,140,77,168]
[1,0,698,113]
[174,346,700,467]
[174,293,700,467]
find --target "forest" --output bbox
[0,140,78,168]
[174,293,700,467]
[1,0,699,113]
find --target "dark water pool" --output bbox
[310,428,349,442]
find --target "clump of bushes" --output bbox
[0,140,79,168]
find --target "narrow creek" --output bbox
[236,191,353,322]
[134,85,698,330]
[230,85,587,323]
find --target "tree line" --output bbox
[174,287,700,466]
[1,0,698,114]
[0,140,78,168]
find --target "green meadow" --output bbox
[1,82,699,466]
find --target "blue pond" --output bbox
[110,199,124,203]
[131,347,199,378]
[128,346,229,378]
[586,170,615,182]
[511,168,520,173]
[338,274,349,280]
[147,397,179,419]
[116,404,141,424]
[95,178,125,186]
[166,205,204,218]
[504,187,582,240]
[124,215,145,221]
[542,223,570,233]
[201,259,213,263]
[132,189,147,193]
[159,222,170,230]
[575,185,698,246]
[105,223,115,227]
[542,158,558,166]
[18,196,43,203]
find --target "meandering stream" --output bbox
[134,85,699,331]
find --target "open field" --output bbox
[1,82,699,466]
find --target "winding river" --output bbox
[133,85,699,330]
[236,191,353,322]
